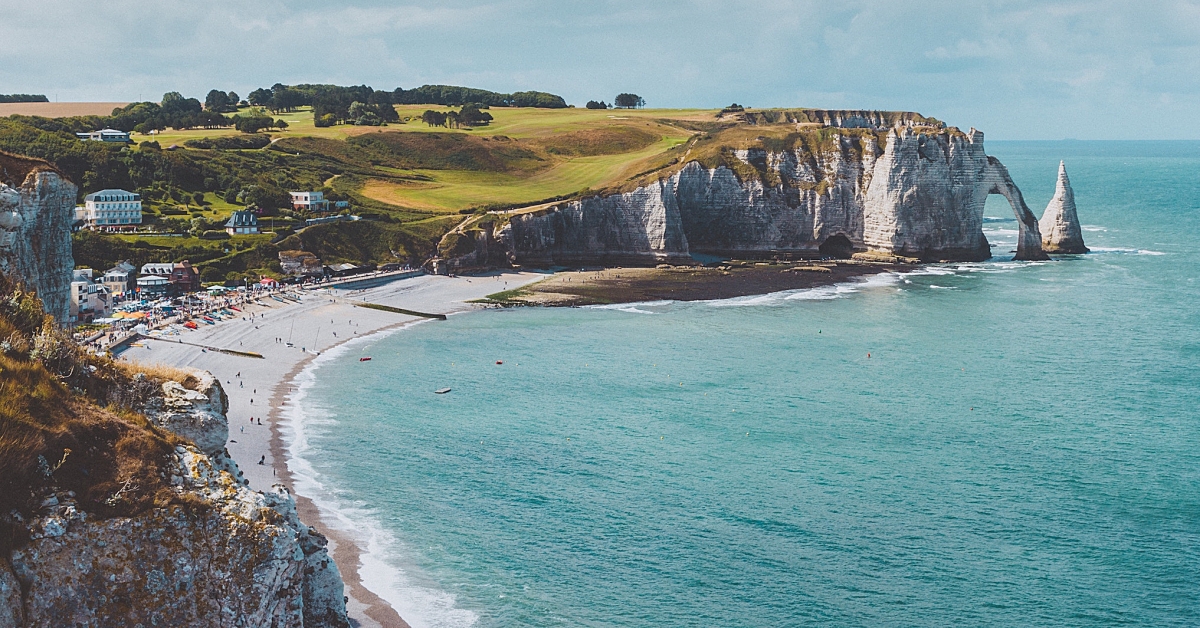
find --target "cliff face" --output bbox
[1,374,350,628]
[1039,161,1088,254]
[0,153,75,322]
[504,119,1050,266]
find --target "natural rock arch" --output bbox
[982,157,1049,261]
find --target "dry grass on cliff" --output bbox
[112,360,197,386]
[0,278,182,552]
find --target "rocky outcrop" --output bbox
[506,120,1049,265]
[143,371,230,456]
[2,375,351,628]
[0,152,76,322]
[1039,161,1088,254]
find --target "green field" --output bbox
[137,105,714,217]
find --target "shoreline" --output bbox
[119,263,914,627]
[269,343,413,628]
[120,271,547,628]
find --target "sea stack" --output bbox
[1039,161,1088,254]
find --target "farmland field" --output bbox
[0,102,129,117]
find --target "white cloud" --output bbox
[0,0,1196,138]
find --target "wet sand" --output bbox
[483,261,911,306]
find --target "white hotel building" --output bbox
[76,189,142,231]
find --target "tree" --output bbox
[421,110,446,127]
[233,114,273,133]
[161,92,202,115]
[347,101,368,120]
[458,103,493,126]
[275,119,289,131]
[205,89,231,112]
[314,113,337,128]
[355,112,381,126]
[248,88,272,106]
[227,91,239,106]
[585,100,608,109]
[614,93,645,109]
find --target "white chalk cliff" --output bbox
[502,116,1051,265]
[1039,161,1088,254]
[0,153,75,322]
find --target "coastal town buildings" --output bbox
[102,261,137,298]
[225,210,259,235]
[140,260,201,295]
[69,269,112,323]
[289,191,329,212]
[76,189,142,230]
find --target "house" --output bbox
[139,261,201,295]
[103,261,137,298]
[289,191,329,212]
[76,129,131,143]
[69,269,112,323]
[136,275,169,298]
[140,263,174,277]
[278,250,325,278]
[168,261,202,293]
[79,189,142,230]
[225,210,259,235]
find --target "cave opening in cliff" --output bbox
[818,234,854,259]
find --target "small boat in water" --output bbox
[435,387,451,394]
[360,357,372,362]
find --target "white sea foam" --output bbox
[982,228,1020,237]
[283,320,479,628]
[1089,247,1167,256]
[701,271,905,307]
[1082,225,1108,232]
[586,300,673,314]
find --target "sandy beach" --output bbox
[121,270,547,628]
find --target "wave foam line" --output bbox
[282,319,479,628]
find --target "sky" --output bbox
[2,0,1198,139]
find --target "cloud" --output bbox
[0,0,1196,138]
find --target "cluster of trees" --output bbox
[614,93,646,109]
[0,94,48,103]
[232,113,287,134]
[585,100,610,109]
[237,83,568,127]
[419,104,493,128]
[203,90,241,113]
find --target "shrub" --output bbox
[200,230,230,240]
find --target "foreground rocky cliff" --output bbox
[481,112,1056,267]
[0,152,75,323]
[0,283,350,627]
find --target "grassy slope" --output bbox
[135,105,710,217]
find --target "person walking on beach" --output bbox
[258,455,265,465]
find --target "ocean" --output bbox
[285,141,1200,627]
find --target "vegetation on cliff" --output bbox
[0,275,200,553]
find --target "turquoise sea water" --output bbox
[288,141,1200,627]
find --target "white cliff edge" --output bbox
[0,154,75,323]
[1039,161,1088,254]
[493,121,1050,268]
[0,374,351,628]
